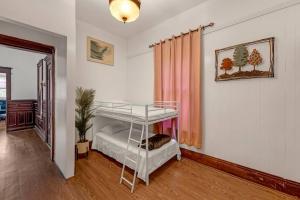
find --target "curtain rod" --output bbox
[149,22,214,48]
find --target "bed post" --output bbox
[177,102,181,161]
[177,102,180,143]
[145,104,149,186]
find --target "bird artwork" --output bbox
[87,37,114,65]
[90,41,109,60]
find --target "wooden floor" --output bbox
[0,120,6,131]
[0,129,298,200]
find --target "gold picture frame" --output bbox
[87,36,114,66]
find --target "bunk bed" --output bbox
[91,101,181,192]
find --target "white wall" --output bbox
[0,46,46,100]
[76,20,127,101]
[76,20,128,141]
[127,52,153,104]
[126,0,300,182]
[0,0,76,179]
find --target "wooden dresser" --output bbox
[7,100,36,132]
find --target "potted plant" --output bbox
[75,87,95,157]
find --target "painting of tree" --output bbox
[215,37,275,81]
[220,58,233,74]
[233,45,249,72]
[248,49,263,71]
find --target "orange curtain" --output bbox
[153,29,202,148]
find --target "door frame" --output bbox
[0,34,56,161]
[0,66,11,100]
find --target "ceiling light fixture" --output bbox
[109,0,141,23]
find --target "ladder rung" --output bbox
[125,156,137,164]
[121,177,133,186]
[129,138,140,143]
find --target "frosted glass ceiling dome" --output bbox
[109,0,141,23]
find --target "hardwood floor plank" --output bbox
[0,128,298,200]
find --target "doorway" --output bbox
[36,56,53,147]
[0,72,7,130]
[0,73,6,130]
[0,34,55,161]
[0,67,11,131]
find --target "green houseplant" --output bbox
[75,87,95,155]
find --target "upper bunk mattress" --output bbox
[91,128,181,181]
[94,105,178,122]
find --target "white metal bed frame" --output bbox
[92,101,180,192]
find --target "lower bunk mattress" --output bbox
[91,129,181,182]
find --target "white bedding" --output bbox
[95,105,177,121]
[92,128,181,182]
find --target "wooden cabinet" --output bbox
[7,100,36,132]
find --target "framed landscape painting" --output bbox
[215,37,274,81]
[87,36,114,65]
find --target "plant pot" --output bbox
[77,141,89,154]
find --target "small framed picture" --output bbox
[87,36,114,65]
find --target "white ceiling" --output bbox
[76,0,207,38]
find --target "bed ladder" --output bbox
[120,123,144,193]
